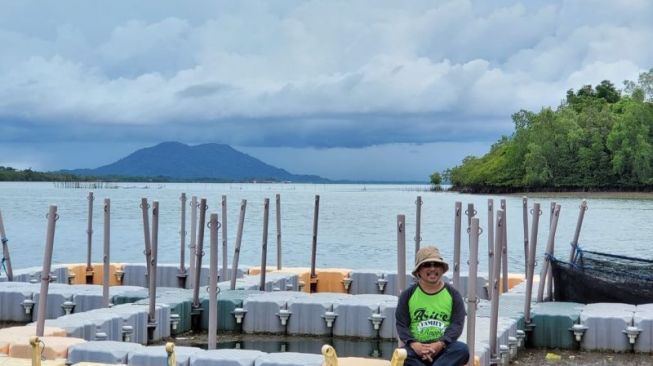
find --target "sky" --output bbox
[0,1,651,181]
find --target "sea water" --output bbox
[1,182,652,274]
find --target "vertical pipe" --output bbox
[489,209,504,360]
[310,195,320,292]
[453,202,462,290]
[208,213,219,350]
[140,198,152,282]
[179,193,187,287]
[230,200,247,290]
[259,199,270,291]
[276,194,282,270]
[192,199,207,307]
[86,192,94,279]
[148,201,159,326]
[397,215,406,295]
[487,199,494,300]
[188,196,198,287]
[0,209,14,281]
[523,203,541,324]
[550,202,556,227]
[500,199,508,293]
[569,200,588,263]
[538,204,561,302]
[36,205,58,337]
[102,199,110,308]
[415,196,422,256]
[522,197,529,276]
[221,195,228,281]
[466,217,480,366]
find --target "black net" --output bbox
[551,248,653,305]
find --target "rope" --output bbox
[0,257,6,277]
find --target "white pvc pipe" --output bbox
[86,192,94,275]
[36,205,58,337]
[208,213,219,349]
[221,195,228,281]
[569,200,588,263]
[259,199,270,291]
[192,199,207,308]
[453,202,462,290]
[466,217,480,366]
[489,209,504,360]
[397,214,406,295]
[276,194,282,270]
[523,203,541,324]
[415,196,422,255]
[148,201,159,325]
[538,204,561,302]
[0,209,14,281]
[487,199,494,300]
[500,199,508,293]
[522,197,529,274]
[179,193,187,285]
[102,199,110,308]
[140,198,152,282]
[188,196,198,287]
[310,195,320,285]
[230,200,247,290]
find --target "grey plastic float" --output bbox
[253,352,324,366]
[128,345,204,366]
[579,303,636,352]
[67,340,144,364]
[189,349,266,366]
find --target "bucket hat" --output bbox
[412,246,449,276]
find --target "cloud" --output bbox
[0,0,651,150]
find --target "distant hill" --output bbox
[65,142,329,183]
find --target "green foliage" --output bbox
[447,76,653,192]
[430,172,442,185]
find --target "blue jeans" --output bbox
[404,341,470,366]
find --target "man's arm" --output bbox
[439,284,466,345]
[395,285,416,346]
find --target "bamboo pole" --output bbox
[36,205,58,337]
[259,199,270,291]
[188,196,198,287]
[415,196,422,255]
[522,197,529,275]
[102,199,110,307]
[85,192,94,283]
[230,200,247,290]
[523,203,541,325]
[0,209,14,281]
[453,202,462,290]
[310,195,320,293]
[500,199,508,293]
[140,198,152,283]
[569,200,588,263]
[221,195,228,281]
[487,199,494,300]
[489,209,504,360]
[208,213,219,349]
[397,214,406,295]
[276,194,282,270]
[178,193,187,288]
[192,199,207,308]
[538,204,561,302]
[466,217,480,366]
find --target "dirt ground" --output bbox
[512,348,653,366]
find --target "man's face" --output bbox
[417,262,445,285]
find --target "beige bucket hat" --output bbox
[412,246,449,276]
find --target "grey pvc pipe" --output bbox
[36,205,58,337]
[550,202,556,226]
[208,213,219,350]
[522,197,529,275]
[221,195,228,281]
[487,199,494,300]
[179,193,187,277]
[453,202,462,290]
[149,201,160,324]
[102,199,110,308]
[523,203,541,324]
[259,199,270,291]
[188,196,198,287]
[500,199,508,293]
[415,196,422,255]
[0,209,14,281]
[569,200,588,263]
[397,214,407,295]
[276,194,282,270]
[192,199,207,308]
[466,217,480,365]
[489,209,504,360]
[310,195,320,282]
[230,199,247,290]
[86,192,94,273]
[538,204,561,302]
[140,198,152,280]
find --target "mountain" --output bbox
[65,142,329,182]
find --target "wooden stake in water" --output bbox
[310,195,320,293]
[36,205,58,337]
[500,199,508,293]
[102,199,110,308]
[230,200,247,290]
[148,201,160,331]
[208,213,219,350]
[0,209,14,281]
[178,193,187,288]
[523,203,541,324]
[489,209,504,361]
[188,196,198,287]
[487,199,494,300]
[397,214,407,295]
[221,195,228,281]
[415,196,422,255]
[276,194,282,270]
[192,198,207,308]
[569,200,588,263]
[466,217,481,365]
[452,202,462,290]
[140,198,152,283]
[260,199,270,291]
[522,197,529,275]
[538,204,561,302]
[86,192,94,284]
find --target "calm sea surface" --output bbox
[1,182,652,274]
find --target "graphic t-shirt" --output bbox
[408,285,453,342]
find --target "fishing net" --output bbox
[550,247,653,305]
